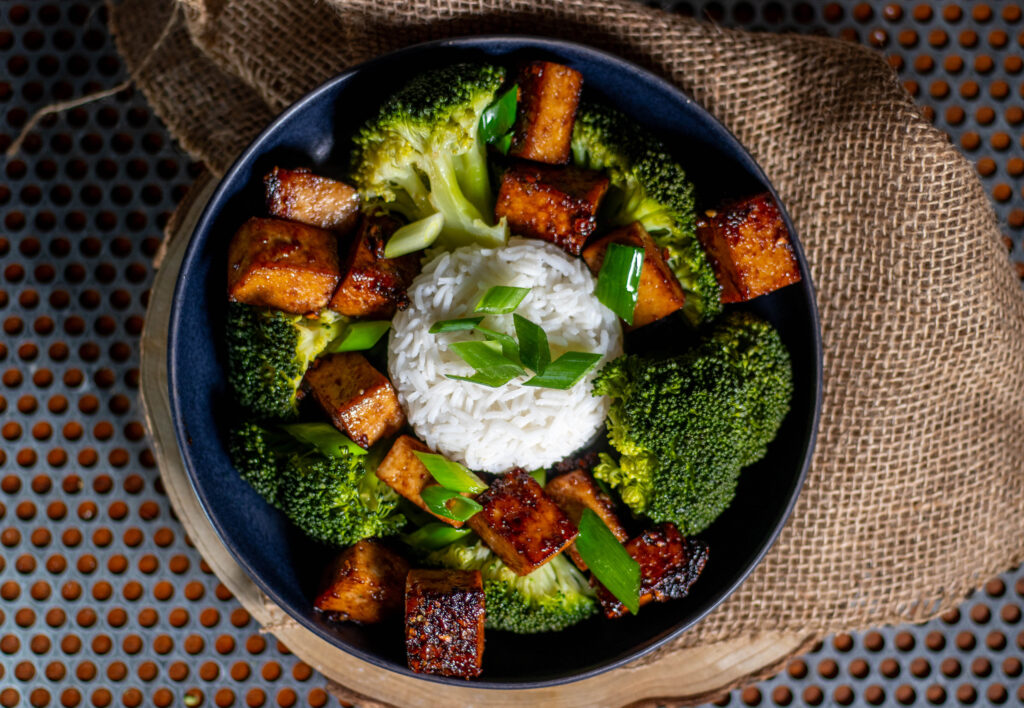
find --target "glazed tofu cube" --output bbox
[494,163,609,255]
[227,217,341,314]
[582,222,687,329]
[329,213,421,318]
[509,61,583,165]
[376,436,464,527]
[468,468,577,576]
[313,539,410,623]
[264,166,360,234]
[545,469,628,571]
[695,193,801,303]
[595,523,709,619]
[304,353,405,449]
[405,569,485,678]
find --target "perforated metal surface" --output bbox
[0,1,1020,707]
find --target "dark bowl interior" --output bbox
[168,36,822,688]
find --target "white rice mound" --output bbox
[389,237,623,473]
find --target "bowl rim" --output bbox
[168,33,823,689]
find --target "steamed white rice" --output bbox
[388,237,622,473]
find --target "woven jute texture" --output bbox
[107,0,1024,659]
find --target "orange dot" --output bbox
[960,80,979,98]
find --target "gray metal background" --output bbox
[0,1,1020,706]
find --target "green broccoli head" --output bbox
[571,102,721,325]
[351,63,509,249]
[592,311,793,535]
[225,302,345,421]
[228,421,405,547]
[426,538,596,634]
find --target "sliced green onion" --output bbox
[494,133,513,155]
[402,523,474,550]
[528,468,546,486]
[513,314,551,374]
[325,321,390,353]
[429,316,484,333]
[576,508,641,615]
[474,286,530,314]
[445,372,515,388]
[480,84,518,147]
[595,243,645,325]
[384,212,444,258]
[413,451,488,494]
[522,351,602,389]
[475,326,521,365]
[420,486,483,522]
[279,422,366,456]
[448,340,523,386]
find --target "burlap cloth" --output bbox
[107,0,1024,663]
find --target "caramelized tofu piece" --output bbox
[695,193,801,303]
[304,353,405,448]
[264,166,360,234]
[376,436,463,528]
[582,222,687,329]
[313,539,410,623]
[405,569,485,678]
[227,217,341,314]
[494,163,609,255]
[509,61,583,165]
[545,469,628,571]
[468,468,577,576]
[328,213,421,318]
[596,523,709,619]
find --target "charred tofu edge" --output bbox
[405,569,485,678]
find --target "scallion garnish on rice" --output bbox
[429,316,485,333]
[513,314,551,374]
[595,243,645,325]
[474,285,531,314]
[523,351,603,390]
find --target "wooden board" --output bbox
[138,174,817,707]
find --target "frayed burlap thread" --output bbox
[107,0,1024,662]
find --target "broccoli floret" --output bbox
[592,311,793,535]
[426,538,596,633]
[229,422,405,547]
[571,102,721,325]
[225,302,345,421]
[351,63,509,249]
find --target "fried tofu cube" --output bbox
[468,468,577,576]
[328,213,421,318]
[264,166,360,234]
[509,61,583,165]
[545,469,628,571]
[405,569,485,678]
[695,193,801,303]
[595,523,709,619]
[304,353,405,449]
[227,217,341,314]
[582,222,687,329]
[494,163,609,255]
[376,436,464,528]
[313,539,410,623]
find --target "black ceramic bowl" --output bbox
[168,36,822,688]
